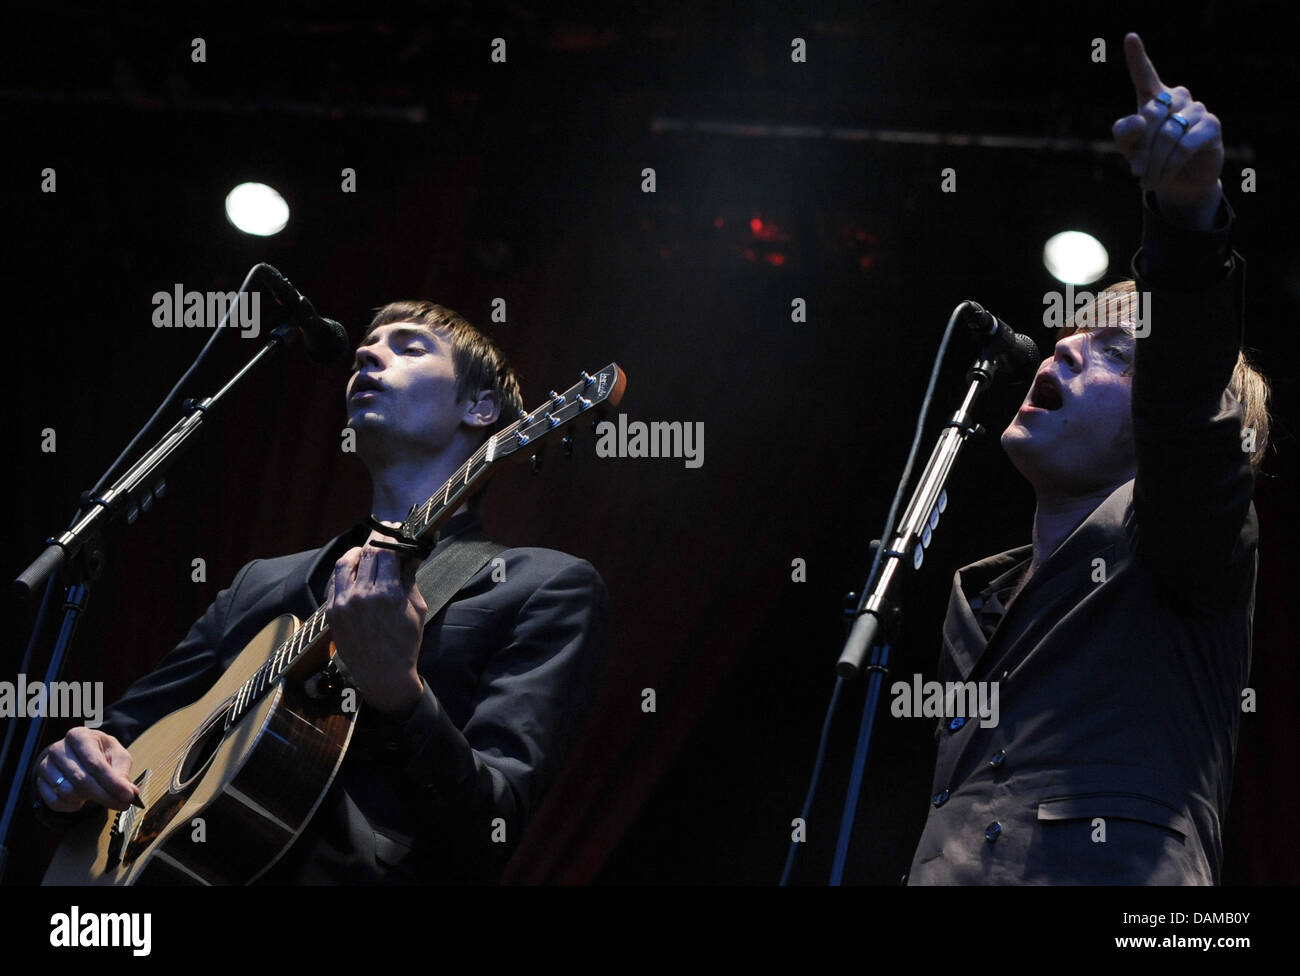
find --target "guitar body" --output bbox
[43,614,357,885]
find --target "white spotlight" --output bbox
[1042,231,1108,285]
[225,182,289,237]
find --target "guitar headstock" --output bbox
[486,362,627,463]
[401,362,626,543]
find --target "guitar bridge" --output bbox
[105,771,148,868]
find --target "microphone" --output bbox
[961,301,1040,378]
[255,264,349,365]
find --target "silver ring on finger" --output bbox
[53,774,69,791]
[1169,113,1190,131]
[1156,91,1173,107]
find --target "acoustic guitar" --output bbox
[42,363,626,884]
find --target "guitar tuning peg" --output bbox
[531,444,546,475]
[562,433,574,456]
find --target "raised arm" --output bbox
[1111,33,1256,610]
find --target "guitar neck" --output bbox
[400,431,503,542]
[227,604,331,728]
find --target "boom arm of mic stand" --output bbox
[836,355,998,678]
[13,324,299,601]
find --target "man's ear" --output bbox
[462,389,501,429]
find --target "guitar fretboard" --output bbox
[225,603,331,728]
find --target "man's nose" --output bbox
[353,343,383,369]
[1053,333,1085,372]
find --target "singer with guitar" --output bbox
[32,300,614,884]
[906,34,1270,884]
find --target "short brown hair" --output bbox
[1062,279,1271,471]
[362,300,523,440]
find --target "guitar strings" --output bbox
[132,614,330,807]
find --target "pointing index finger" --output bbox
[1124,32,1165,105]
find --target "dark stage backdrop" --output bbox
[5,3,1296,886]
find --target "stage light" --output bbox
[225,182,289,236]
[1043,230,1107,285]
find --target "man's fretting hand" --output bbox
[326,541,428,718]
[1110,32,1224,229]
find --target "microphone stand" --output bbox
[838,347,1001,676]
[828,340,1009,882]
[0,292,311,880]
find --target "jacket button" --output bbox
[989,750,1007,767]
[985,822,1002,842]
[947,716,966,732]
[932,790,950,808]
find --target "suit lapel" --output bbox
[944,482,1133,683]
[941,546,1031,681]
[968,483,1132,682]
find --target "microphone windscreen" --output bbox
[1006,332,1041,378]
[303,317,350,365]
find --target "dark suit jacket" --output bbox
[41,512,607,884]
[907,192,1257,885]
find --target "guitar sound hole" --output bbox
[176,715,227,789]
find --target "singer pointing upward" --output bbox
[907,34,1270,884]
